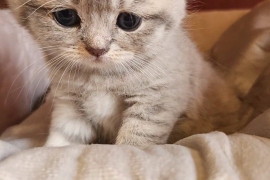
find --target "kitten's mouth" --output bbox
[81,54,115,69]
[89,56,111,68]
[93,57,103,63]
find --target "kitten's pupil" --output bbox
[124,14,133,25]
[117,12,142,31]
[61,10,72,18]
[54,9,80,27]
[123,14,135,27]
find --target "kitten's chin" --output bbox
[80,56,115,70]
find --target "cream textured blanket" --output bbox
[2,1,270,179]
[1,100,270,180]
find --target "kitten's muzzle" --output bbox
[86,46,109,57]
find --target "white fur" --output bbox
[46,101,96,146]
[45,131,72,147]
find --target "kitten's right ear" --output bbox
[7,0,25,21]
[6,0,32,26]
[7,0,20,10]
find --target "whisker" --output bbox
[66,60,78,105]
[25,0,56,19]
[49,55,72,111]
[4,50,58,105]
[15,0,32,10]
[8,50,60,94]
[11,52,65,107]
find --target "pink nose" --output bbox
[86,47,109,57]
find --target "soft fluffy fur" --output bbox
[8,0,242,147]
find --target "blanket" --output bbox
[1,100,270,180]
[2,1,270,179]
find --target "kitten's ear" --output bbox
[166,0,187,25]
[7,0,24,16]
[147,0,186,26]
[6,0,28,24]
[6,0,20,10]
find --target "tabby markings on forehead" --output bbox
[132,0,147,5]
[70,0,127,9]
[72,0,80,5]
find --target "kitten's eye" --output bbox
[117,12,142,31]
[53,9,80,27]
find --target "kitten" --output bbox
[8,0,242,148]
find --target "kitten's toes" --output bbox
[44,140,71,147]
[44,131,71,147]
[115,135,153,149]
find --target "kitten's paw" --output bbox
[116,135,152,149]
[44,140,71,147]
[44,131,71,147]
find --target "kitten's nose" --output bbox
[86,47,109,57]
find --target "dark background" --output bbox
[0,0,265,10]
[0,1,6,8]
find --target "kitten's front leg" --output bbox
[45,100,96,147]
[116,97,180,148]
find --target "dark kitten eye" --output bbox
[53,9,80,27]
[117,12,142,31]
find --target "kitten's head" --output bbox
[8,0,186,73]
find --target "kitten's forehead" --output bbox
[14,0,180,16]
[75,0,120,9]
[71,0,169,14]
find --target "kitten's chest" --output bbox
[82,91,125,121]
[52,68,149,96]
[81,91,126,139]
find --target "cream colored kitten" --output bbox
[8,0,242,147]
